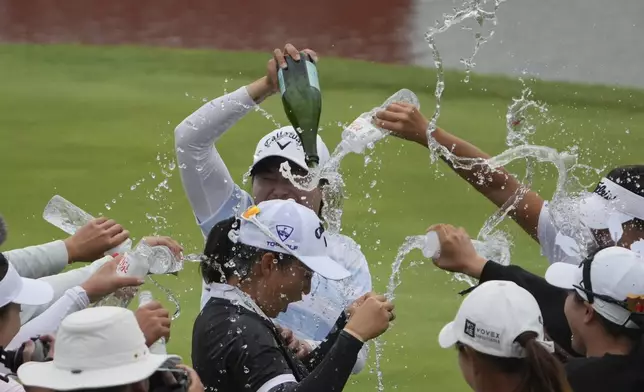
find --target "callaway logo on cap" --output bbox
[252,126,331,173]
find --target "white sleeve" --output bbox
[537,202,582,265]
[174,86,257,225]
[19,256,112,324]
[8,287,89,350]
[2,241,68,279]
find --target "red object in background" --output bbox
[0,0,413,63]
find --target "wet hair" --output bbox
[459,332,571,392]
[0,253,11,319]
[201,217,298,284]
[605,165,644,231]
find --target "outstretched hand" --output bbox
[427,224,487,279]
[375,102,429,146]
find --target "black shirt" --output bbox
[480,261,644,392]
[192,296,364,392]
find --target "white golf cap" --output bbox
[579,169,644,230]
[252,126,330,172]
[546,246,644,328]
[0,253,53,307]
[18,307,180,390]
[237,199,350,281]
[438,280,552,358]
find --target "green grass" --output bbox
[1,43,643,391]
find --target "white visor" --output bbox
[0,257,54,308]
[579,178,644,230]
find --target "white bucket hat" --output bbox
[438,280,553,358]
[236,199,350,280]
[18,307,180,390]
[251,126,330,172]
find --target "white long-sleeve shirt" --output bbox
[3,241,68,280]
[7,286,90,350]
[176,86,372,373]
[3,243,110,324]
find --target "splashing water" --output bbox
[280,90,420,234]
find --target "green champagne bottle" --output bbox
[277,52,322,168]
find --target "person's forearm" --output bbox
[274,331,363,392]
[426,128,544,239]
[174,86,256,223]
[3,241,69,280]
[430,128,517,199]
[20,256,111,324]
[246,76,274,104]
[9,287,89,350]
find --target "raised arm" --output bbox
[376,104,544,241]
[174,82,262,223]
[175,45,317,226]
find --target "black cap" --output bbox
[602,165,644,197]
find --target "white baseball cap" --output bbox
[18,307,180,390]
[546,246,644,328]
[236,199,350,280]
[252,126,330,172]
[579,169,644,230]
[0,253,53,307]
[438,280,552,358]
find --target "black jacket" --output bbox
[192,297,363,392]
[480,261,644,392]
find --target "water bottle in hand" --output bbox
[43,195,132,255]
[138,290,167,355]
[340,89,420,154]
[95,241,153,308]
[149,246,183,275]
[422,231,440,259]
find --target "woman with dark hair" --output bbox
[431,223,644,392]
[192,199,394,392]
[439,280,571,392]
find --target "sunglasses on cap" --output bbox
[573,254,644,325]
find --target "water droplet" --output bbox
[105,204,111,210]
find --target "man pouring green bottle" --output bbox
[174,44,372,373]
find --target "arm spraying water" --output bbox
[375,104,545,241]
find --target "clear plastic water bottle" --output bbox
[339,89,420,154]
[138,290,167,354]
[421,231,441,259]
[148,246,183,275]
[95,241,153,308]
[43,195,132,256]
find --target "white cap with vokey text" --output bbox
[438,280,553,358]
